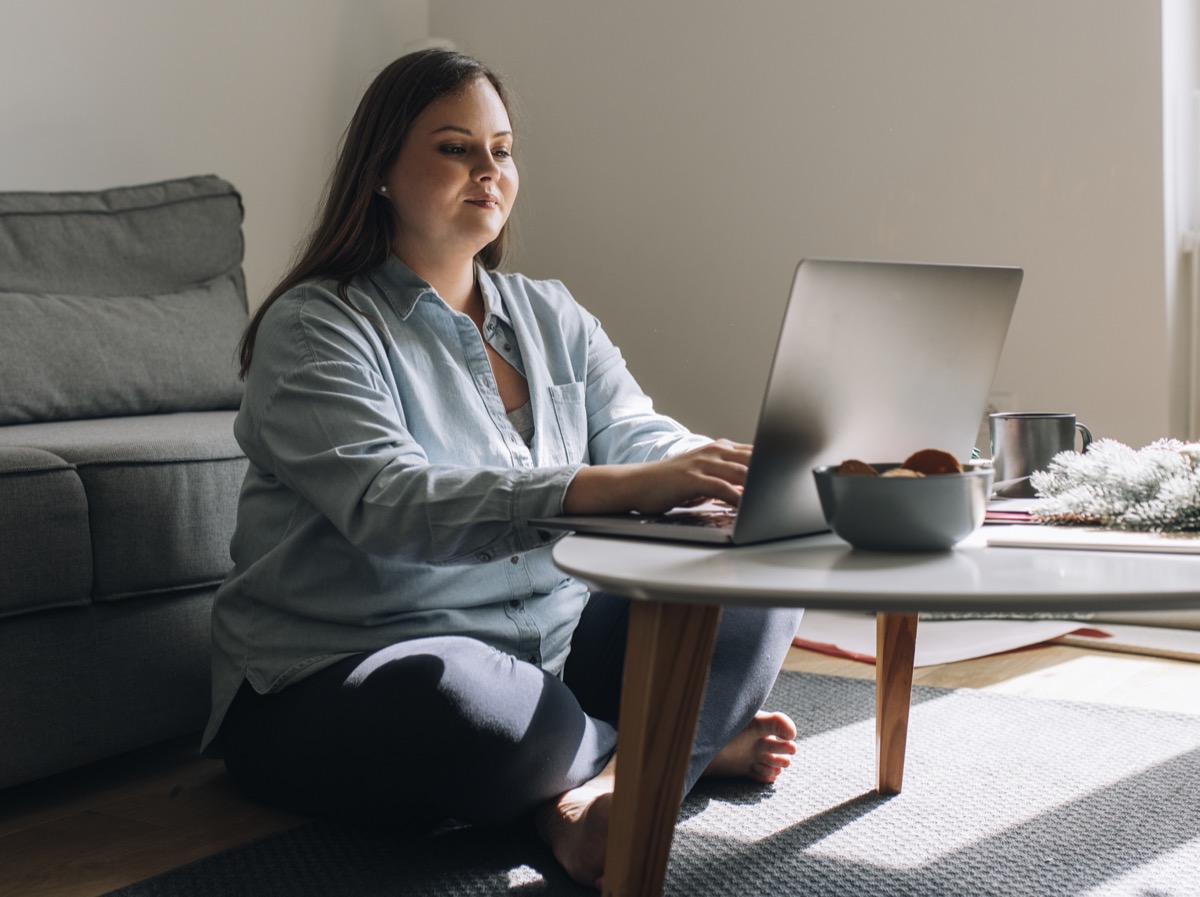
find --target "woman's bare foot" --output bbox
[534,758,616,889]
[703,710,798,783]
[535,713,795,887]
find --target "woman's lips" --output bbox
[466,195,499,209]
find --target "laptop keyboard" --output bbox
[651,508,739,529]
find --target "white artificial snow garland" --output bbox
[1030,438,1200,531]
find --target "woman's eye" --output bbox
[493,148,512,160]
[438,145,467,155]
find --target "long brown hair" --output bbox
[238,49,512,378]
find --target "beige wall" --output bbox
[0,0,429,307]
[434,0,1171,449]
[3,1,1176,449]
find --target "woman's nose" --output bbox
[473,151,500,181]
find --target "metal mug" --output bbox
[989,412,1093,498]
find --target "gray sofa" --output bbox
[0,175,248,789]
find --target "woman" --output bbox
[203,48,803,888]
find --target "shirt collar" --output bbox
[476,264,512,327]
[366,254,509,324]
[365,254,436,319]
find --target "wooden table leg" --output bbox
[875,612,918,795]
[602,601,722,897]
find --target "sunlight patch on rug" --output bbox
[809,689,1200,869]
[504,864,545,888]
[680,686,1200,872]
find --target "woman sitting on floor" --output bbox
[201,47,803,889]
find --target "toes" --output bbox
[751,710,797,741]
[751,711,798,784]
[704,710,801,783]
[762,735,798,755]
[759,753,791,771]
[765,711,798,741]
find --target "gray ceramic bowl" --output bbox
[813,463,993,551]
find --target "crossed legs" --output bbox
[216,595,803,887]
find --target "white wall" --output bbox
[434,0,1170,449]
[0,0,429,307]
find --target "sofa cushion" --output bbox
[0,277,246,424]
[0,411,246,600]
[0,446,92,619]
[0,175,247,424]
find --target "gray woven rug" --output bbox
[103,672,1200,896]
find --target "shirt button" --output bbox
[477,552,492,562]
[510,599,521,609]
[510,556,520,565]
[538,530,552,542]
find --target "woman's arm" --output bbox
[563,439,752,515]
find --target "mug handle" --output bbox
[1076,422,1093,452]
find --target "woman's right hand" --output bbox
[562,439,753,516]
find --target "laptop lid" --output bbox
[534,258,1022,545]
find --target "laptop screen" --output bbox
[732,259,1021,543]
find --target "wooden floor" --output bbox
[4,642,1200,897]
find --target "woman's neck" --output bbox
[430,265,478,314]
[397,248,477,314]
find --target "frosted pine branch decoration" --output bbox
[1030,438,1200,531]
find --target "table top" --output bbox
[551,530,1200,614]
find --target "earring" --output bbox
[379,185,388,194]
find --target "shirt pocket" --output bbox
[546,381,587,464]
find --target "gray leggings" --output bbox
[217,593,802,826]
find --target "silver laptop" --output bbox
[532,258,1022,545]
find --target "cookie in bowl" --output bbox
[814,450,991,550]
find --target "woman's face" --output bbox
[382,77,518,269]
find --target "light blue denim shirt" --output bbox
[202,255,708,752]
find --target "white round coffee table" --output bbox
[552,531,1200,897]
